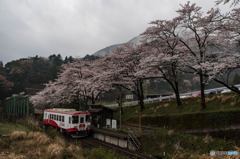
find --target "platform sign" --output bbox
[125,94,133,100]
[106,119,111,128]
[112,120,117,129]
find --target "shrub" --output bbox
[0,152,26,159]
[10,131,27,140]
[17,117,41,132]
[45,127,61,139]
[0,138,10,149]
[19,131,50,145]
[47,143,64,158]
[64,144,84,159]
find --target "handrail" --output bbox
[128,129,141,151]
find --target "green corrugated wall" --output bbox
[4,94,30,119]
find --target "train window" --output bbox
[54,115,56,120]
[69,117,71,124]
[80,117,84,123]
[62,116,64,122]
[72,116,79,124]
[57,115,58,121]
[86,115,90,122]
[50,114,52,119]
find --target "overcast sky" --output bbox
[0,0,231,63]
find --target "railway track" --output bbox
[80,137,154,159]
[63,125,158,159]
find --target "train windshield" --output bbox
[72,116,79,124]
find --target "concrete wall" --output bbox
[93,132,134,150]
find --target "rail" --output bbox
[79,137,154,159]
[128,129,142,151]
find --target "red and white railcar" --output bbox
[43,108,91,137]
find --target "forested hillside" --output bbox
[0,54,74,100]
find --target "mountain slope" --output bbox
[93,35,145,57]
[93,43,125,57]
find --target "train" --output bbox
[43,108,91,137]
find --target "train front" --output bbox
[68,111,91,138]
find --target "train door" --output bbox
[79,115,85,130]
[85,114,91,128]
[71,115,79,129]
[48,114,50,123]
[68,116,72,128]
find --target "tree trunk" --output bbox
[174,89,182,107]
[139,80,145,110]
[138,98,144,134]
[85,99,89,110]
[138,80,144,134]
[163,75,182,107]
[91,92,95,105]
[174,81,182,107]
[119,89,124,129]
[119,102,122,129]
[139,110,142,134]
[214,78,240,95]
[199,72,206,110]
[116,86,124,129]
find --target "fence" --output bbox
[3,94,31,120]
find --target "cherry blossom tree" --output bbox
[172,2,231,109]
[216,0,240,5]
[30,81,62,108]
[141,2,237,109]
[31,59,112,110]
[210,53,240,94]
[102,45,149,132]
[30,1,240,119]
[141,19,184,107]
[199,7,240,94]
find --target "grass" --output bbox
[0,121,127,159]
[0,123,237,159]
[0,130,85,159]
[0,122,30,135]
[85,147,127,159]
[117,93,240,158]
[140,128,239,159]
[0,121,85,159]
[118,93,240,122]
